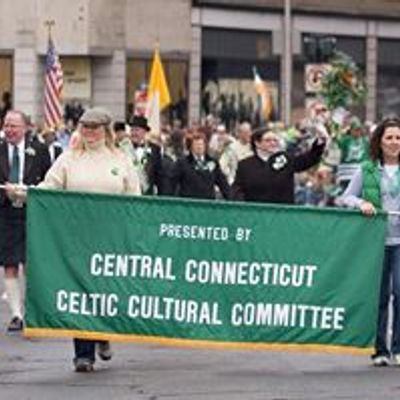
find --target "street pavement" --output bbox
[1,276,400,400]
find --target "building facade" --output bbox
[0,0,192,125]
[0,0,400,126]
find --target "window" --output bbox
[0,56,12,127]
[202,28,279,130]
[378,39,400,119]
[60,57,92,102]
[294,34,366,120]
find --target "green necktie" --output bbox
[9,145,20,183]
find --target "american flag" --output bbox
[44,37,63,130]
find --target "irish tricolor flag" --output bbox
[253,66,273,122]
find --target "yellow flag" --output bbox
[147,48,171,110]
[145,48,171,135]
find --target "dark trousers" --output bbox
[73,338,96,362]
[0,206,26,265]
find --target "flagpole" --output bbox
[44,19,55,39]
[283,0,292,126]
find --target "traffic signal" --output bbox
[304,35,336,63]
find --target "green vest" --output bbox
[361,160,381,209]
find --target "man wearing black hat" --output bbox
[129,115,162,195]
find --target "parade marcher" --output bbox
[336,117,400,367]
[113,121,134,160]
[38,107,141,372]
[0,110,51,333]
[231,121,253,161]
[232,127,326,204]
[64,100,84,126]
[164,129,185,162]
[208,124,233,159]
[336,116,370,190]
[157,129,183,196]
[56,118,74,151]
[129,115,162,195]
[219,121,253,185]
[41,129,63,164]
[207,124,238,184]
[217,137,238,185]
[113,121,130,148]
[169,130,231,200]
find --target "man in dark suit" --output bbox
[0,110,51,333]
[129,115,162,195]
[169,130,231,200]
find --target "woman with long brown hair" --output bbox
[338,117,400,366]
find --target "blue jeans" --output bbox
[375,245,400,356]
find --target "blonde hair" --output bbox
[71,124,116,152]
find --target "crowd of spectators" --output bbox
[0,98,374,209]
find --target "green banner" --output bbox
[26,189,386,353]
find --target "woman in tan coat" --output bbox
[39,107,140,372]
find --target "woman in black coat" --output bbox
[232,128,326,204]
[170,130,231,200]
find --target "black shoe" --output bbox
[74,358,94,373]
[6,317,23,334]
[97,341,112,361]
